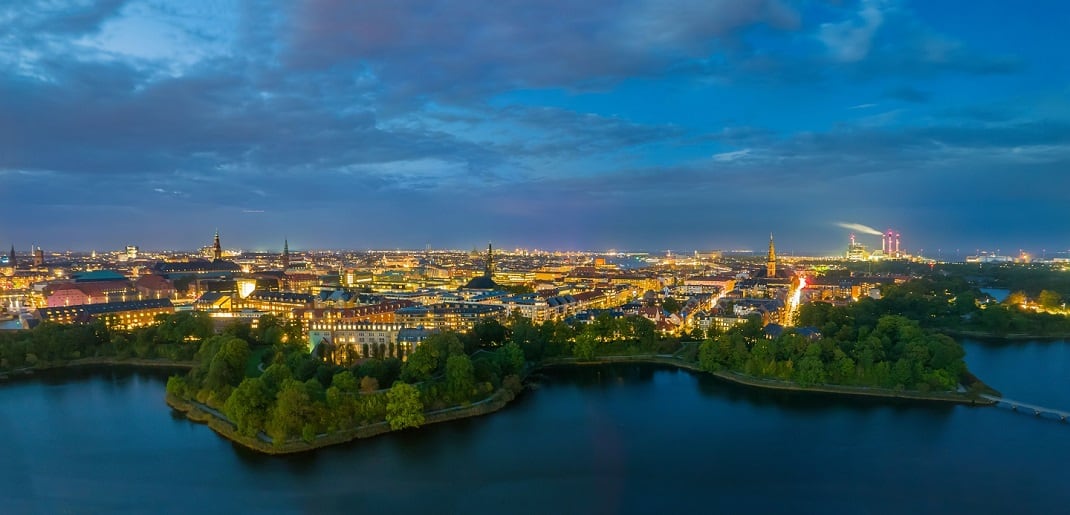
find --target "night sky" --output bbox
[1,1,1068,255]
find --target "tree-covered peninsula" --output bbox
[165,325,527,446]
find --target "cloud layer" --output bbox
[0,0,1067,254]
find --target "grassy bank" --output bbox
[167,386,520,455]
[539,355,995,406]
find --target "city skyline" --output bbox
[2,1,1068,252]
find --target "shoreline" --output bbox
[0,357,194,381]
[938,329,1070,341]
[539,355,994,406]
[167,386,520,455]
[3,354,993,455]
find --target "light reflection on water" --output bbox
[0,341,1067,514]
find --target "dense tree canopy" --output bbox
[385,382,424,430]
[0,312,219,372]
[700,314,966,391]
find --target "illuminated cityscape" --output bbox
[6,231,806,349]
[6,227,1065,354]
[2,1,1070,512]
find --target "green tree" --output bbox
[385,382,424,430]
[1004,291,1028,307]
[401,343,440,383]
[359,376,380,393]
[267,379,313,443]
[165,375,189,398]
[794,356,826,386]
[331,370,359,393]
[445,354,476,402]
[1038,290,1062,310]
[573,332,597,360]
[225,377,271,437]
[469,319,508,350]
[204,336,250,395]
[497,341,525,376]
[661,297,682,314]
[400,333,460,382]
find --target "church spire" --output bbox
[8,245,14,269]
[282,238,290,269]
[212,230,222,261]
[485,242,494,278]
[766,233,777,277]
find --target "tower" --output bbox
[766,233,777,277]
[485,242,494,278]
[282,238,290,269]
[883,229,901,258]
[33,246,43,267]
[212,231,222,261]
[7,245,15,269]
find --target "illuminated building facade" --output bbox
[308,322,406,360]
[766,233,777,277]
[846,234,869,261]
[37,298,174,330]
[395,302,506,331]
[134,274,175,299]
[45,271,136,307]
[239,291,315,317]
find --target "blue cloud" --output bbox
[0,0,1067,254]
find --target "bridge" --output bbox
[981,394,1070,422]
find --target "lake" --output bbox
[1,340,1068,514]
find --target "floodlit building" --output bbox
[37,298,174,330]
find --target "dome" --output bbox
[463,275,499,290]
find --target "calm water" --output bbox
[2,341,1069,514]
[980,288,1011,303]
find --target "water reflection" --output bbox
[2,358,1069,513]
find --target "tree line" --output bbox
[698,312,966,392]
[0,312,220,372]
[815,275,1070,337]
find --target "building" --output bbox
[308,321,406,360]
[195,291,234,312]
[152,259,241,280]
[45,271,136,307]
[239,291,315,317]
[397,327,438,357]
[45,281,135,307]
[37,298,174,330]
[682,274,736,295]
[134,274,175,299]
[212,231,222,261]
[708,314,749,333]
[883,229,902,259]
[766,233,777,277]
[295,299,416,329]
[395,302,506,332]
[463,243,500,290]
[846,234,869,261]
